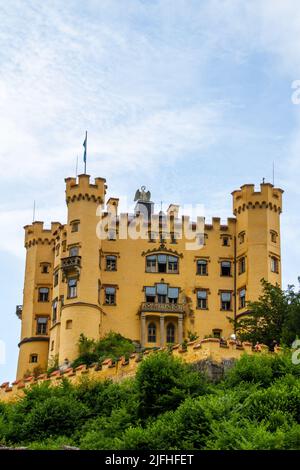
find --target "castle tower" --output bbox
[16,221,60,380]
[232,183,283,311]
[57,175,106,365]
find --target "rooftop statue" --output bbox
[134,186,151,202]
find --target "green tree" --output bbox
[233,279,300,348]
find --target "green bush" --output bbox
[18,396,89,442]
[135,351,209,419]
[80,407,134,450]
[74,377,138,419]
[72,332,136,368]
[1,348,300,450]
[241,380,300,423]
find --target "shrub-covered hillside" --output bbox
[1,352,300,450]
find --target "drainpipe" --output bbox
[233,235,237,334]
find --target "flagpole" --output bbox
[32,200,36,223]
[83,131,87,174]
[75,155,78,178]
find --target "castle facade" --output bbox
[16,174,283,379]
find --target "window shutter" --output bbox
[157,283,168,295]
[168,287,179,299]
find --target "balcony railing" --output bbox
[141,302,184,314]
[16,305,22,319]
[61,256,81,279]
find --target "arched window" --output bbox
[148,323,156,343]
[166,323,175,344]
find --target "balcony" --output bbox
[141,302,184,314]
[61,255,81,279]
[16,305,22,319]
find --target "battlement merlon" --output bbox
[232,183,283,215]
[65,174,107,205]
[24,221,61,248]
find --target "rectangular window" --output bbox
[148,323,156,343]
[271,257,279,273]
[36,317,48,335]
[106,255,117,271]
[221,261,231,276]
[239,257,246,275]
[157,254,167,273]
[68,278,77,298]
[197,259,207,275]
[69,246,79,257]
[71,222,79,232]
[168,287,179,304]
[38,287,49,302]
[41,264,49,273]
[52,299,58,324]
[157,283,167,303]
[222,237,229,246]
[145,286,156,302]
[54,271,59,287]
[239,232,245,244]
[105,287,116,305]
[221,292,232,311]
[146,255,157,273]
[167,256,178,273]
[270,231,277,243]
[30,354,38,363]
[239,288,246,309]
[197,290,207,309]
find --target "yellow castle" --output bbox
[15,174,283,380]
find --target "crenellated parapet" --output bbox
[232,183,283,215]
[24,221,61,248]
[0,339,282,403]
[65,174,107,205]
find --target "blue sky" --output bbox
[1,0,300,382]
